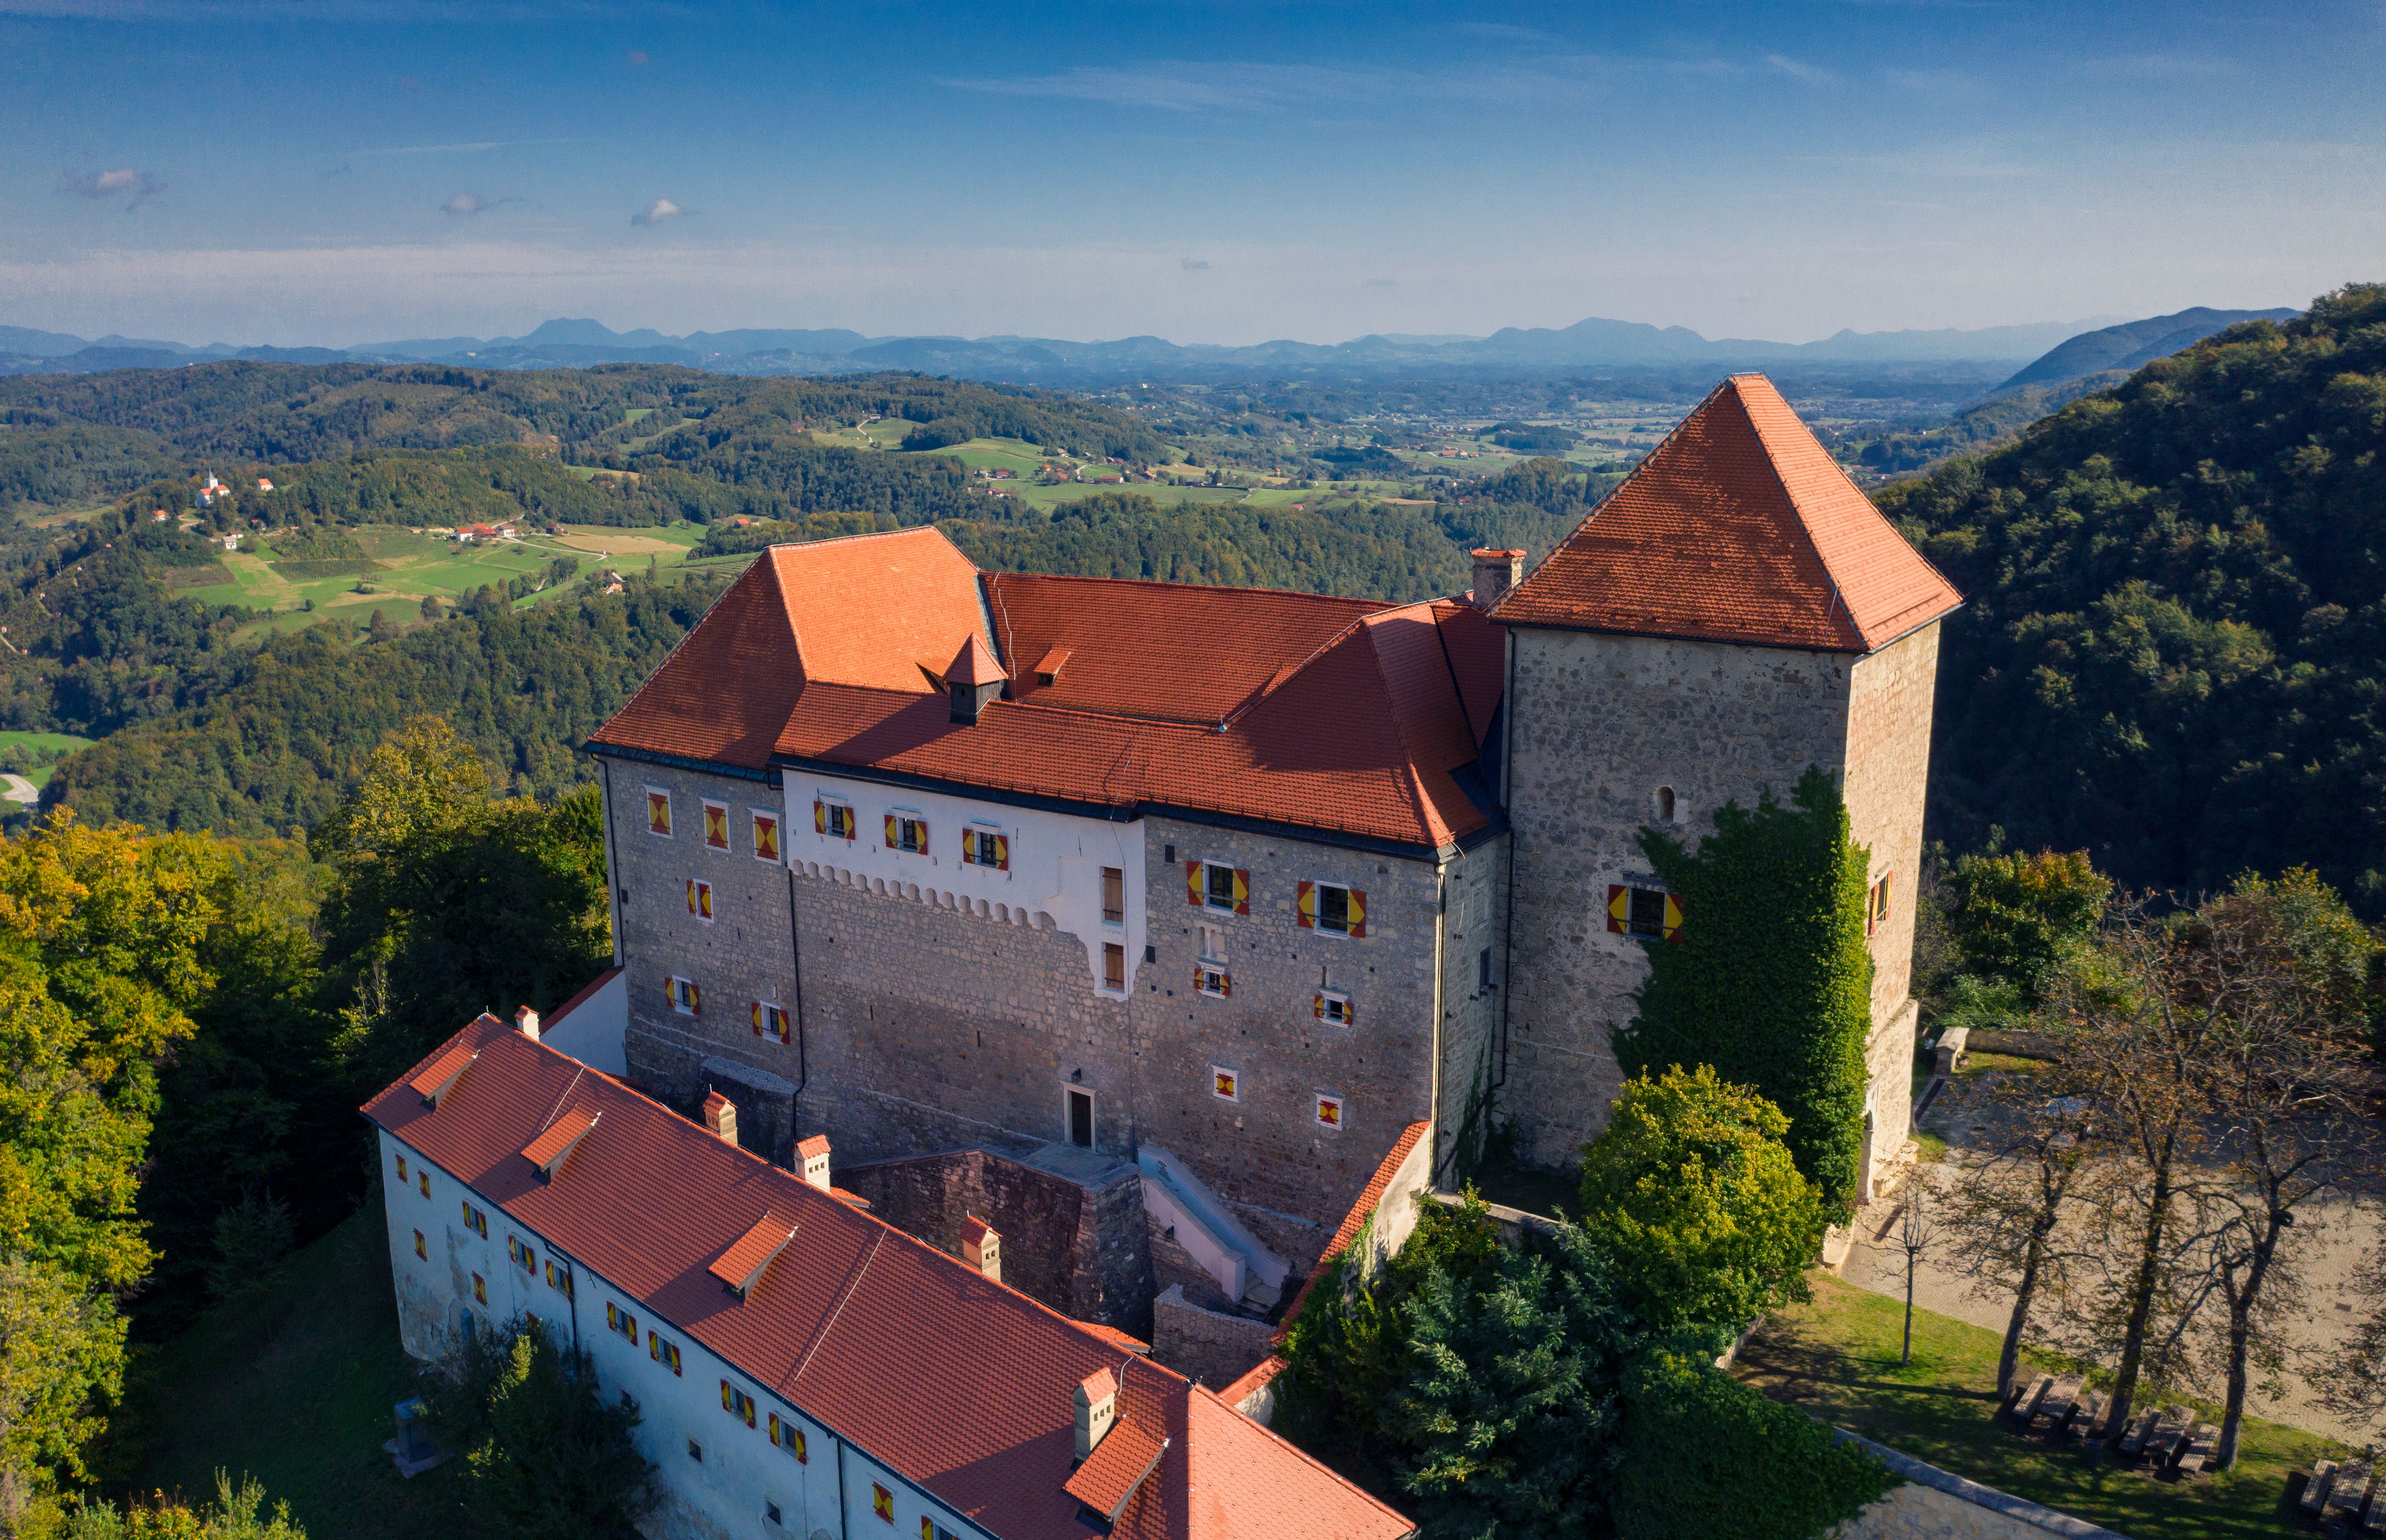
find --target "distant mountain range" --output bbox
[0,312,2142,384]
[1995,306,2299,392]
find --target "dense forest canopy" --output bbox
[1880,283,2386,906]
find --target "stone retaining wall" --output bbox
[1830,1432,2132,1540]
[1151,1284,1279,1390]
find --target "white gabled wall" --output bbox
[375,1127,990,1540]
[786,771,1148,997]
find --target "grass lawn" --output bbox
[1738,1272,2335,1540]
[0,729,96,790]
[108,1210,488,1540]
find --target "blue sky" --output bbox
[3,1,2379,346]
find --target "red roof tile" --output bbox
[520,1107,596,1177]
[1491,374,1960,652]
[944,633,1005,687]
[591,542,1499,850]
[361,1017,1412,1540]
[1274,1121,1430,1346]
[1067,1421,1168,1523]
[795,1133,831,1161]
[708,1210,798,1295]
[407,1043,477,1107]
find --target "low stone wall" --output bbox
[834,1145,1154,1333]
[1151,1284,1279,1390]
[1830,1432,2132,1540]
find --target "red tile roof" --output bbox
[944,633,1005,687]
[1491,374,1960,652]
[1274,1121,1431,1347]
[407,1043,477,1107]
[708,1210,798,1295]
[519,1107,597,1177]
[796,1133,831,1161]
[1067,1419,1169,1523]
[590,534,1504,852]
[363,1017,1412,1540]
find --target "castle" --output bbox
[574,372,1961,1332]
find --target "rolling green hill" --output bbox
[1877,283,2386,905]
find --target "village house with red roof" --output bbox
[367,373,1958,1536]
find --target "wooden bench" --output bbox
[2031,1372,2087,1433]
[2117,1407,2162,1458]
[2142,1404,2192,1464]
[2323,1462,2373,1527]
[2009,1373,2054,1424]
[2306,1459,2341,1516]
[2174,1423,2216,1476]
[2065,1390,2107,1442]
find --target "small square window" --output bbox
[889,814,928,855]
[702,799,730,851]
[1315,990,1353,1026]
[753,809,782,862]
[1300,881,1367,937]
[767,1503,783,1526]
[721,1381,757,1427]
[1198,861,1247,914]
[817,800,855,840]
[1607,884,1682,943]
[873,1483,895,1523]
[668,976,700,1016]
[962,828,1007,870]
[753,1002,792,1044]
[413,1229,426,1259]
[1195,963,1230,998]
[1868,874,1893,937]
[1315,1092,1345,1131]
[608,1301,637,1340]
[688,1438,703,1463]
[1212,1067,1239,1102]
[646,788,672,837]
[650,1331,683,1375]
[687,878,714,922]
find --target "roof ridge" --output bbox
[1214,606,1383,732]
[989,569,1393,609]
[1725,379,1862,650]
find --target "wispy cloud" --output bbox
[350,138,575,157]
[1180,257,1210,270]
[626,48,648,67]
[62,166,164,208]
[1765,53,1835,86]
[630,198,690,226]
[443,192,521,217]
[2082,52,2226,79]
[938,57,1628,113]
[1883,67,1981,96]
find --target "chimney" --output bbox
[1073,1367,1117,1462]
[702,1091,738,1145]
[514,1005,541,1040]
[1471,549,1524,610]
[944,634,1007,726]
[797,1133,832,1192]
[962,1213,1001,1283]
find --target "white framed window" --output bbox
[1191,860,1247,914]
[645,786,672,837]
[1195,962,1230,998]
[1211,1066,1240,1102]
[686,878,714,922]
[702,799,730,851]
[815,799,855,841]
[752,1001,792,1044]
[666,976,699,1016]
[1314,1092,1346,1131]
[1868,873,1893,937]
[1298,880,1367,937]
[1315,990,1353,1026]
[961,827,1009,870]
[886,812,929,855]
[751,809,782,862]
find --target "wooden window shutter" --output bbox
[1606,885,1628,934]
[1313,992,1324,1019]
[994,833,1009,871]
[1232,868,1250,915]
[721,1379,733,1412]
[815,800,828,835]
[1348,890,1367,938]
[754,813,779,861]
[1186,860,1201,905]
[1664,892,1685,943]
[664,976,677,1006]
[750,1002,764,1036]
[1297,880,1316,928]
[689,981,701,1014]
[686,879,698,915]
[1220,970,1231,998]
[884,813,898,849]
[916,821,927,857]
[648,790,670,835]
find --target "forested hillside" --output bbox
[44,570,731,835]
[0,362,1167,516]
[1879,283,2386,906]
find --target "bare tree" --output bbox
[2187,872,2378,1467]
[1940,1071,2100,1400]
[2053,897,2219,1445]
[1899,1186,1937,1366]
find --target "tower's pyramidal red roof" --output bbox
[1491,373,1961,652]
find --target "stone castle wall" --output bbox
[1499,627,1858,1168]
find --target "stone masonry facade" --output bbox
[1498,622,1942,1182]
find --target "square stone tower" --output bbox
[1489,374,1962,1194]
